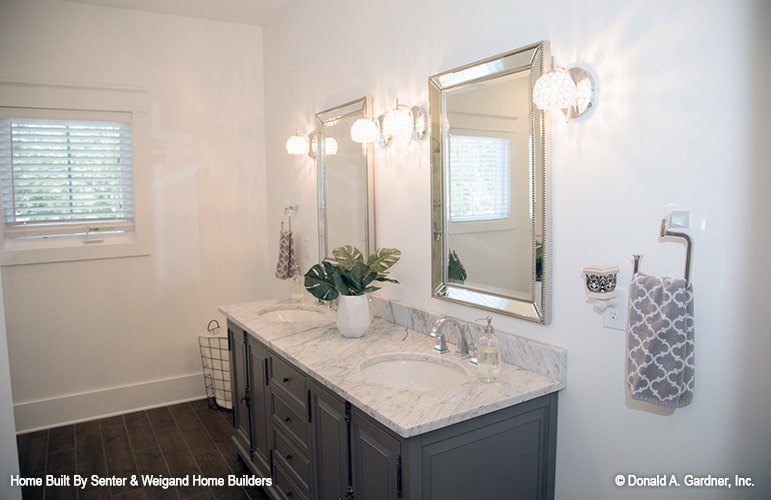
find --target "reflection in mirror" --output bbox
[429,42,551,323]
[315,97,375,259]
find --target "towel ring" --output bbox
[633,217,693,281]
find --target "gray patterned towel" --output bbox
[626,273,695,408]
[275,229,298,280]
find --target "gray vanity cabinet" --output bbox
[350,409,402,500]
[228,323,271,478]
[308,380,348,500]
[310,379,402,500]
[228,326,249,453]
[228,320,557,500]
[404,393,557,499]
[270,353,313,499]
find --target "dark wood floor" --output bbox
[16,399,270,500]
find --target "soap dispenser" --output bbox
[477,316,501,383]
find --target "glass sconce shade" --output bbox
[286,134,310,155]
[324,136,338,155]
[349,102,427,146]
[411,106,427,140]
[533,66,595,121]
[311,135,337,157]
[533,67,577,110]
[382,104,414,140]
[350,117,380,144]
[573,71,594,116]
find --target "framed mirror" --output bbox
[429,42,551,323]
[315,97,375,259]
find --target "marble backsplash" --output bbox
[369,295,567,384]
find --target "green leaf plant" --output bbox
[304,245,401,301]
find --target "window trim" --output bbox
[0,80,151,266]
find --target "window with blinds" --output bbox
[0,116,134,241]
[448,133,511,222]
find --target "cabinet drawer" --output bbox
[272,392,310,452]
[274,459,310,500]
[271,354,308,413]
[274,428,311,492]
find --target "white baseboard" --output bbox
[13,372,207,433]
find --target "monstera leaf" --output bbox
[331,245,364,271]
[304,261,345,300]
[366,247,401,273]
[339,261,379,295]
[304,246,401,298]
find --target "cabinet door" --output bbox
[351,410,401,500]
[309,381,349,500]
[247,335,271,475]
[418,394,557,500]
[228,324,251,457]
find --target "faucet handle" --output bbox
[430,330,450,354]
[453,324,472,361]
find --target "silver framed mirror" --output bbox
[429,42,551,323]
[315,97,375,259]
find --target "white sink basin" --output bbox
[260,308,330,323]
[360,353,470,392]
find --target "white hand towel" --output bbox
[275,229,298,280]
[626,273,695,408]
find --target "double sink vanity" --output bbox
[220,297,566,500]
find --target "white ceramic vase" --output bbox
[336,295,370,338]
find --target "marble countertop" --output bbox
[219,299,566,438]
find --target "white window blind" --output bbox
[0,115,134,240]
[448,133,511,222]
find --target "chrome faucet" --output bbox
[430,317,476,364]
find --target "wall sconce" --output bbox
[351,100,427,146]
[286,132,335,158]
[533,65,595,121]
[285,131,313,157]
[382,99,414,141]
[381,99,428,143]
[350,117,380,145]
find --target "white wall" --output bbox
[0,0,271,431]
[263,1,771,499]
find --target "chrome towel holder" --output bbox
[633,211,693,281]
[282,204,298,232]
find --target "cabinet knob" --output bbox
[284,416,292,423]
[286,454,292,461]
[282,377,290,383]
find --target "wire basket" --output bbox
[198,319,232,410]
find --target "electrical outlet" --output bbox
[602,286,628,331]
